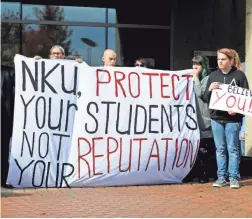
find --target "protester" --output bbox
[203,48,249,189]
[1,65,15,188]
[134,57,148,67]
[102,49,117,66]
[186,55,216,183]
[34,45,83,63]
[134,57,155,68]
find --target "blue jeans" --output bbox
[211,120,240,180]
[240,140,245,156]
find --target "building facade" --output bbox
[1,0,247,69]
[1,0,252,156]
[1,1,171,68]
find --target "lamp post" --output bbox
[80,38,98,65]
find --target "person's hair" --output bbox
[50,45,65,55]
[230,49,242,71]
[135,57,147,67]
[191,55,209,79]
[217,48,243,71]
[217,48,233,60]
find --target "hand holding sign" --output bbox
[208,82,221,91]
[209,84,252,116]
[228,110,236,115]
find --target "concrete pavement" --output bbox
[1,178,252,218]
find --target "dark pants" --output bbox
[1,105,12,186]
[1,65,15,187]
[184,138,217,182]
[1,134,11,186]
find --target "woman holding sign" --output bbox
[203,48,249,189]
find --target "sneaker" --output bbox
[230,178,240,189]
[212,177,228,187]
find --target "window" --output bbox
[107,2,171,26]
[108,27,170,69]
[1,24,21,66]
[22,24,106,66]
[22,4,106,22]
[1,1,171,68]
[1,2,21,20]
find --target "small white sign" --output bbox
[209,84,252,116]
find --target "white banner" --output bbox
[209,84,252,117]
[7,55,200,188]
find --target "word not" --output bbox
[21,131,70,160]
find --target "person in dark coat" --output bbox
[1,65,15,187]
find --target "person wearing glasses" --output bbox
[34,45,83,63]
[134,57,147,67]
